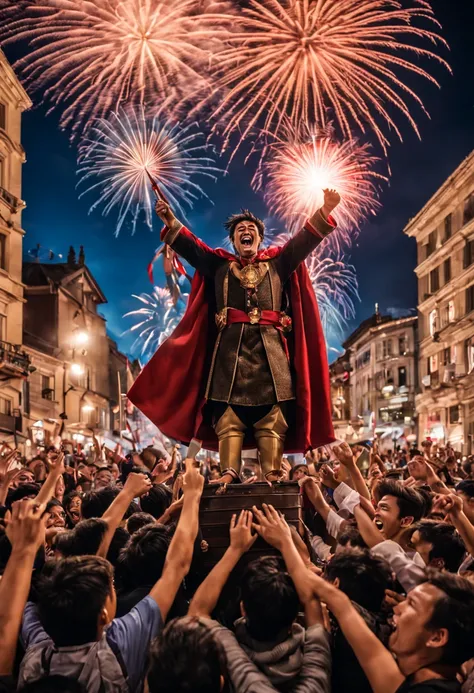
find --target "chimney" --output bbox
[67,246,76,267]
[375,302,381,324]
[78,246,85,267]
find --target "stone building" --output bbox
[340,309,417,448]
[0,50,32,445]
[404,151,474,453]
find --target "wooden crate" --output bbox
[199,482,301,570]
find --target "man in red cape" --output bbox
[128,189,340,483]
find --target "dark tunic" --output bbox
[164,214,333,407]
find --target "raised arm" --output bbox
[333,442,371,501]
[155,200,223,276]
[149,458,204,621]
[274,189,339,282]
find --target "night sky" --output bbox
[4,0,474,361]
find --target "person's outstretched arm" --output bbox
[150,458,204,620]
[275,189,339,281]
[332,442,371,501]
[308,574,405,693]
[97,472,152,558]
[189,510,256,617]
[155,200,222,276]
[0,500,47,675]
[36,452,65,505]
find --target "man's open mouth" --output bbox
[374,519,384,530]
[240,233,253,247]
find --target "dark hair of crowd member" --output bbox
[411,520,466,573]
[126,512,155,535]
[336,522,368,550]
[38,556,113,647]
[324,548,391,613]
[456,480,474,498]
[140,484,172,519]
[20,676,86,693]
[224,209,265,242]
[423,569,474,666]
[147,616,228,693]
[81,487,138,519]
[54,519,108,558]
[240,557,299,641]
[115,524,171,592]
[376,479,426,522]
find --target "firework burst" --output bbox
[0,0,232,134]
[124,286,187,360]
[255,124,385,250]
[207,0,449,152]
[77,106,221,235]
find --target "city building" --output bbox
[22,247,111,450]
[404,150,474,453]
[339,309,417,448]
[0,50,32,446]
[329,353,352,441]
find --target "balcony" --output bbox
[0,341,31,379]
[0,187,22,213]
[0,412,21,434]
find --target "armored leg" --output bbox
[253,405,288,479]
[214,406,246,481]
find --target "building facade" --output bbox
[338,310,417,448]
[22,248,111,449]
[329,353,352,441]
[404,151,474,453]
[0,50,32,445]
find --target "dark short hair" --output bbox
[140,484,172,519]
[325,548,391,612]
[336,522,367,550]
[424,569,474,666]
[224,209,265,241]
[38,556,113,646]
[107,526,130,567]
[126,512,156,535]
[148,616,226,693]
[7,483,41,506]
[456,480,474,499]
[240,557,299,641]
[116,524,170,591]
[81,487,137,519]
[377,479,425,522]
[411,520,466,573]
[54,519,108,557]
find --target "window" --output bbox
[443,347,452,366]
[398,366,407,388]
[443,258,451,284]
[464,192,474,226]
[467,337,474,374]
[41,374,55,400]
[467,285,474,314]
[382,340,393,358]
[430,267,440,293]
[0,396,12,416]
[398,335,408,355]
[355,349,371,369]
[429,354,438,374]
[464,240,474,269]
[448,300,455,323]
[444,213,452,241]
[0,234,6,271]
[426,231,436,258]
[0,103,5,131]
[429,309,438,336]
[449,405,460,425]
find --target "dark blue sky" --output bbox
[5,0,474,360]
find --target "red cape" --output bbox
[128,228,335,453]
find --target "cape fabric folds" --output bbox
[128,228,335,452]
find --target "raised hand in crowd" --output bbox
[0,449,21,505]
[332,442,371,501]
[0,499,47,675]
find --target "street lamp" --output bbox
[74,330,89,346]
[71,362,84,376]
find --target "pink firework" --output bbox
[208,0,449,152]
[255,124,385,250]
[0,0,232,134]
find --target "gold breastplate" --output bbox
[230,261,268,289]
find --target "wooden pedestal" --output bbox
[199,482,301,570]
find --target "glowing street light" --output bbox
[74,330,89,346]
[82,404,94,412]
[71,362,84,376]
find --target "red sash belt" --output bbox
[226,308,282,326]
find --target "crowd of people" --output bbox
[1,438,474,693]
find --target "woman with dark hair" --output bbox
[63,491,82,528]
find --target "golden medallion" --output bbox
[248,307,262,324]
[230,261,268,289]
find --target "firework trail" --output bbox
[124,286,187,361]
[77,106,221,236]
[0,0,232,134]
[255,124,385,250]
[206,0,449,152]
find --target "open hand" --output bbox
[320,464,338,489]
[332,442,354,467]
[252,503,292,550]
[322,188,341,215]
[230,510,257,553]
